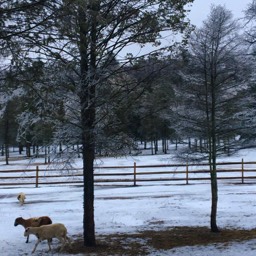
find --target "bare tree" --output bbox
[174,5,251,232]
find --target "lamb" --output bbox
[14,216,52,243]
[17,192,26,205]
[24,223,70,253]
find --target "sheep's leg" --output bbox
[65,236,72,249]
[66,236,71,245]
[25,235,29,243]
[32,239,40,253]
[47,239,52,252]
[58,237,66,251]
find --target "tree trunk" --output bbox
[209,68,219,232]
[162,139,167,154]
[209,140,219,232]
[154,139,158,154]
[79,0,99,246]
[19,143,23,155]
[210,159,219,232]
[4,104,10,165]
[81,81,96,246]
[26,142,31,157]
[82,129,95,246]
[5,144,9,165]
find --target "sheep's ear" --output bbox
[25,228,29,231]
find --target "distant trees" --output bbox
[129,57,177,154]
[174,5,252,232]
[0,1,59,158]
[242,0,256,145]
[0,68,24,163]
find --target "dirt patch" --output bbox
[63,226,256,255]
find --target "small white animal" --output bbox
[17,192,26,205]
[24,223,70,253]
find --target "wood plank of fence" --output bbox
[1,159,256,187]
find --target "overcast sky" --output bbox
[188,0,252,27]
[119,0,253,58]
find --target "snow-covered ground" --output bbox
[1,149,256,255]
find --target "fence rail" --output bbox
[0,159,256,187]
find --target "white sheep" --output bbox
[17,192,26,205]
[24,223,70,253]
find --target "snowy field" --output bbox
[1,149,256,255]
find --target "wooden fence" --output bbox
[1,159,256,187]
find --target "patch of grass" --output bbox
[145,227,256,249]
[64,227,256,255]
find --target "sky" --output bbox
[188,0,253,27]
[2,147,256,255]
[118,0,253,59]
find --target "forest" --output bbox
[0,2,255,160]
[1,0,256,246]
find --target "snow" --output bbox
[1,149,256,255]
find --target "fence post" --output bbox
[186,161,189,185]
[241,158,244,184]
[35,166,39,188]
[133,162,137,186]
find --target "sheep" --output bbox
[14,216,52,243]
[17,192,26,205]
[24,223,70,253]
